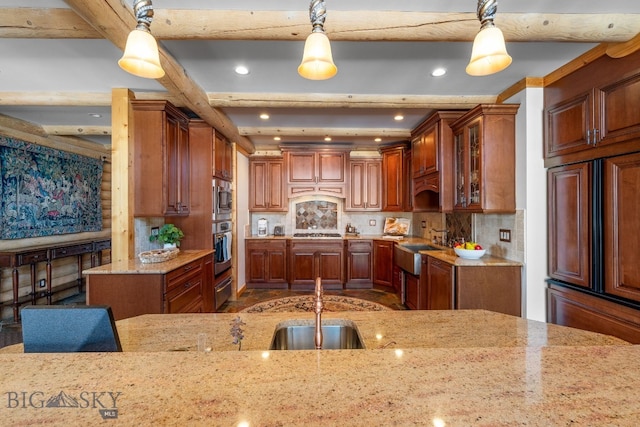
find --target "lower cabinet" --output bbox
[86,254,211,320]
[345,240,373,288]
[404,273,421,310]
[373,239,395,289]
[290,240,344,290]
[418,255,522,316]
[246,239,288,289]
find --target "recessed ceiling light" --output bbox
[259,113,270,120]
[374,137,382,142]
[394,114,404,121]
[273,136,281,141]
[431,67,447,77]
[88,113,102,118]
[235,65,249,75]
[324,136,332,142]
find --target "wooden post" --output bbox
[111,89,135,261]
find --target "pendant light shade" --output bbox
[466,26,512,76]
[298,31,337,80]
[466,0,512,76]
[118,29,165,79]
[298,0,337,80]
[118,0,165,79]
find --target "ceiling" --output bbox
[0,1,639,153]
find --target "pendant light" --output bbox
[298,0,337,80]
[466,0,512,76]
[118,0,165,79]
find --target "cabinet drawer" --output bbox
[166,278,203,314]
[50,243,94,259]
[17,250,48,265]
[166,259,204,291]
[247,240,287,251]
[347,240,373,252]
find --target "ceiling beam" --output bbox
[238,127,411,139]
[606,32,640,58]
[61,0,255,154]
[2,9,639,43]
[42,125,111,136]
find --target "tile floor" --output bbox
[0,288,406,349]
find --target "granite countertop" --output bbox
[82,249,213,275]
[1,311,638,425]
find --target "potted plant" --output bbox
[149,224,184,249]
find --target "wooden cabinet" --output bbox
[246,239,288,289]
[544,53,640,165]
[173,120,214,250]
[373,239,395,289]
[345,240,373,288]
[289,240,344,289]
[547,163,592,289]
[214,133,233,181]
[346,158,381,211]
[86,253,211,320]
[404,273,420,310]
[419,255,522,316]
[425,256,454,310]
[603,152,640,302]
[411,111,463,212]
[249,157,287,212]
[451,104,519,213]
[284,149,347,197]
[380,143,410,211]
[133,100,190,217]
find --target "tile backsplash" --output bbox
[295,200,338,230]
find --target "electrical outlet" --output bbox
[499,229,511,242]
[369,219,376,226]
[39,279,46,288]
[151,227,159,236]
[421,221,426,228]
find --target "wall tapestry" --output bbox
[0,136,103,239]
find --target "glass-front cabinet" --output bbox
[451,104,519,213]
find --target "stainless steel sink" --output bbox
[269,320,365,350]
[394,244,441,275]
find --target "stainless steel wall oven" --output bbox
[213,220,232,275]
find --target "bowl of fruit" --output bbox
[453,242,486,259]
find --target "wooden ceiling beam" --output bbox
[42,125,111,136]
[62,0,255,154]
[238,127,411,139]
[3,9,638,43]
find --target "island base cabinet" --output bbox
[86,274,165,320]
[289,241,344,290]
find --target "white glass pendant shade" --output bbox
[298,31,337,80]
[118,29,165,79]
[466,26,512,76]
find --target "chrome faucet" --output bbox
[314,277,323,350]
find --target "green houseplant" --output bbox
[149,224,184,248]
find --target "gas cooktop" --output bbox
[293,232,342,238]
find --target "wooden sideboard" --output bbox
[0,239,111,322]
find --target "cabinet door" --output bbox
[373,240,394,287]
[548,163,592,288]
[604,152,640,302]
[346,159,381,211]
[318,250,344,285]
[214,133,232,180]
[249,158,286,212]
[290,248,316,287]
[454,118,482,210]
[317,152,346,183]
[247,248,268,283]
[545,91,594,158]
[346,240,373,287]
[599,73,640,146]
[267,246,288,283]
[427,256,454,310]
[404,273,420,310]
[412,135,425,178]
[287,152,317,183]
[381,147,405,211]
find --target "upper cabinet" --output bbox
[544,52,640,167]
[132,100,190,217]
[346,157,382,211]
[451,104,519,213]
[213,133,233,181]
[283,149,347,198]
[249,156,287,212]
[411,111,464,212]
[379,143,410,212]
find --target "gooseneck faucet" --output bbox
[314,277,323,350]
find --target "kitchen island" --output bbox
[2,310,639,425]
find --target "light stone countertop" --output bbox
[1,311,638,425]
[81,249,213,275]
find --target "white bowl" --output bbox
[454,247,486,259]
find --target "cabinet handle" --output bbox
[593,128,600,145]
[184,282,192,289]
